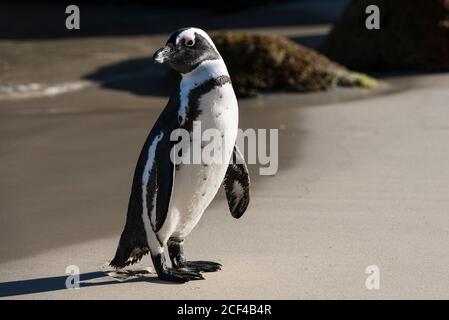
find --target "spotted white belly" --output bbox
[157,83,238,243]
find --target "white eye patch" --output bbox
[184,35,195,47]
[177,30,195,46]
[175,28,217,50]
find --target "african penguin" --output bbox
[110,27,250,283]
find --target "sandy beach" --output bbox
[2,69,449,299]
[1,1,449,299]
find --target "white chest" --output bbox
[197,82,238,133]
[162,84,238,240]
[157,59,240,241]
[178,83,238,208]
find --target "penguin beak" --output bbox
[153,45,172,64]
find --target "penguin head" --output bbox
[153,27,220,74]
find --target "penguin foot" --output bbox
[167,240,222,273]
[183,261,222,273]
[158,269,204,283]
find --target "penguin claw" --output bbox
[183,261,222,273]
[171,269,205,280]
[158,269,204,283]
[158,272,188,283]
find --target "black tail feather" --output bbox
[110,226,149,269]
[110,242,149,269]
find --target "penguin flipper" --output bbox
[223,145,250,219]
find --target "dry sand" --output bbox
[1,71,449,299]
[1,0,449,299]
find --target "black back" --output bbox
[110,90,180,268]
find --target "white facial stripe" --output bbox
[181,32,195,45]
[176,28,217,50]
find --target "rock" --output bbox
[213,32,377,97]
[321,0,449,71]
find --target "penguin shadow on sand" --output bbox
[83,56,178,97]
[0,267,182,298]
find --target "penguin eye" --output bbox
[185,39,195,47]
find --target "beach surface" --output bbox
[1,1,449,299]
[2,69,449,299]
